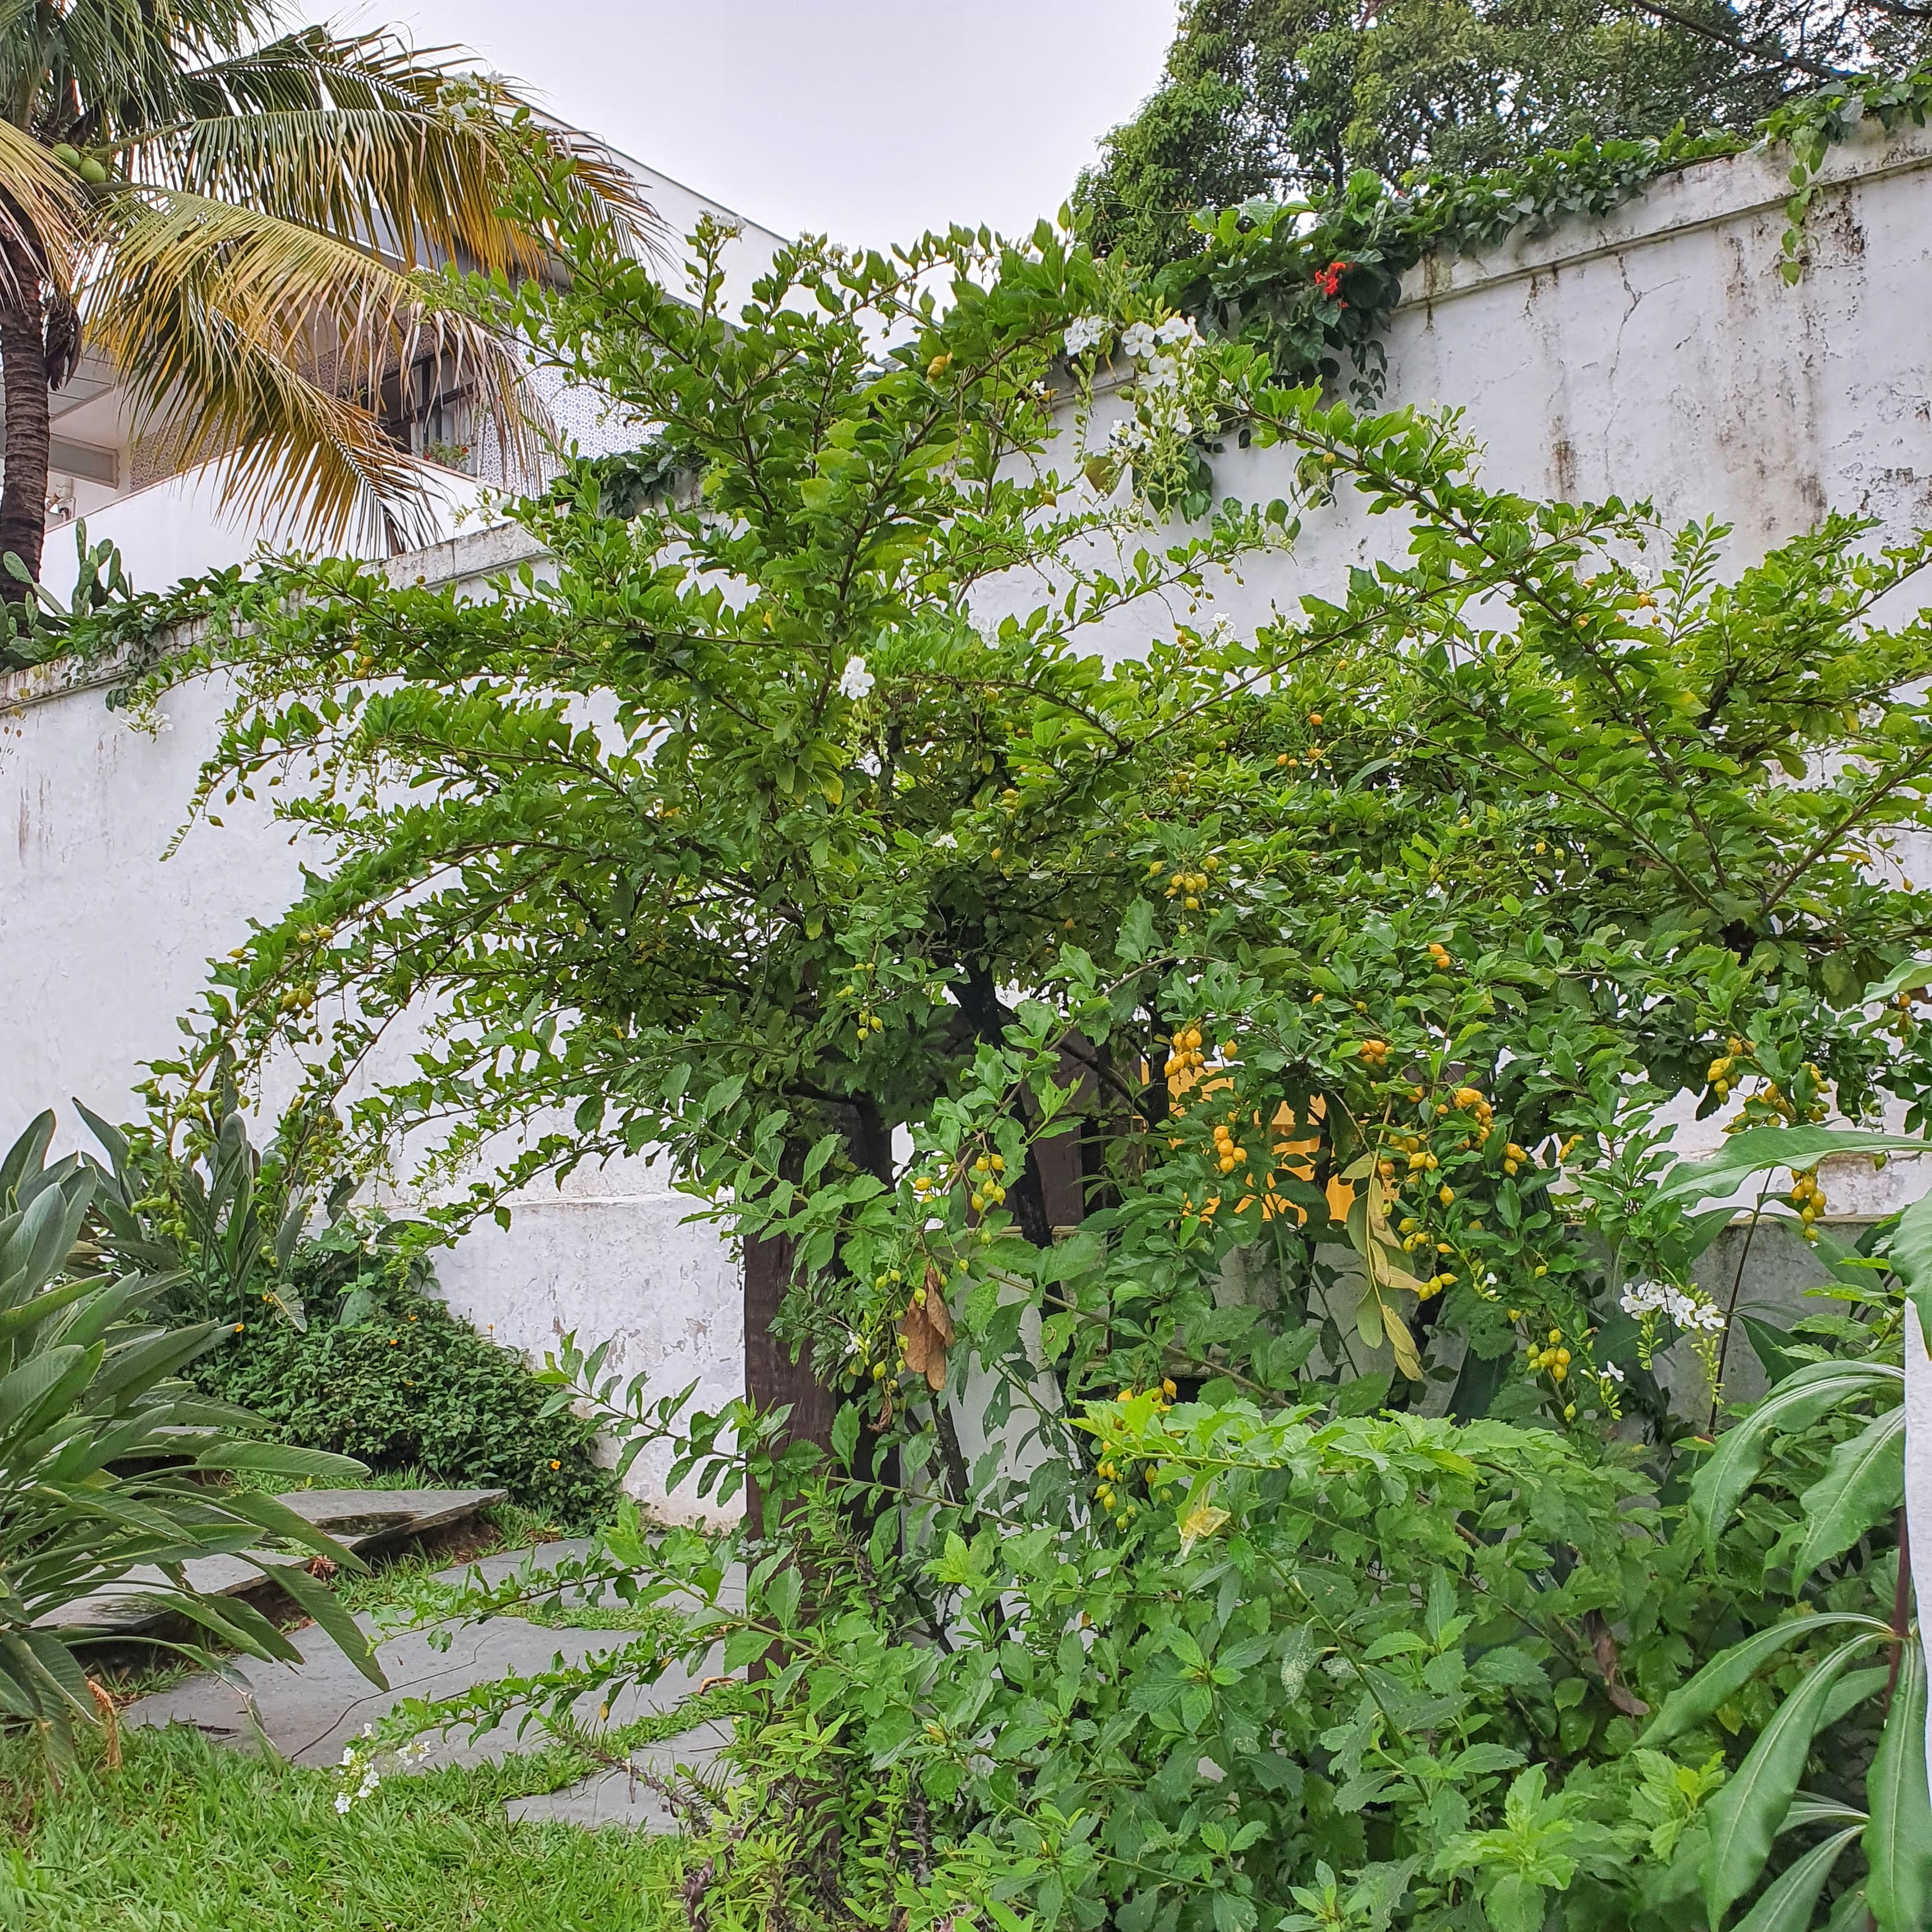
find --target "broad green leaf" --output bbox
[266,1563,388,1690]
[1863,957,1932,1004]
[1705,1634,1882,1929]
[1790,1406,1904,1588]
[1864,1641,1932,1932]
[1658,1128,1924,1204]
[0,1112,56,1206]
[1731,1825,1862,1932]
[1689,1361,1903,1551]
[1643,1613,1887,1748]
[764,1565,803,1629]
[0,1344,97,1441]
[1887,1185,1932,1348]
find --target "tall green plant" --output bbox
[0,1114,385,1766]
[113,195,1932,1927]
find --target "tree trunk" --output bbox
[742,1144,836,1540]
[0,229,48,596]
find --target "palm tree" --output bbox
[0,2,653,595]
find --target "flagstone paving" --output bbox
[123,1528,734,1830]
[48,1487,509,1634]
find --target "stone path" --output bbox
[49,1487,508,1634]
[125,1532,735,1831]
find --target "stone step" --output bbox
[46,1486,509,1634]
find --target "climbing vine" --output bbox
[1151,61,1932,397]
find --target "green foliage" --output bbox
[0,1115,384,1767]
[1147,125,1740,399]
[1763,62,1932,279]
[1075,19,1932,410]
[72,1102,610,1521]
[1075,1,1929,250]
[0,1721,683,1930]
[188,1288,613,1525]
[120,195,1932,1930]
[0,522,257,679]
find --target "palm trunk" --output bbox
[0,229,48,597]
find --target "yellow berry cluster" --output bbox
[1427,941,1453,971]
[1153,855,1219,910]
[1501,1142,1528,1177]
[1395,1135,1439,1176]
[1164,1026,1207,1082]
[1211,1119,1248,1176]
[1706,1037,1744,1100]
[1396,1216,1457,1298]
[1527,1328,1571,1381]
[1358,1037,1390,1068]
[1790,1167,1827,1242]
[1451,1085,1493,1132]
[969,1153,1007,1215]
[1094,1379,1178,1517]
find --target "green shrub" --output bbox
[190,1292,613,1527]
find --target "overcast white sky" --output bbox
[357,1,1179,247]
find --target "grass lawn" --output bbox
[0,1723,682,1931]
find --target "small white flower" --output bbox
[1138,355,1183,395]
[1154,315,1198,347]
[334,1791,353,1814]
[152,710,174,733]
[838,656,874,701]
[1602,1361,1625,1383]
[1120,320,1157,360]
[933,831,956,849]
[1062,315,1108,356]
[855,749,880,776]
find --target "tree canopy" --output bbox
[1073,1,1932,261]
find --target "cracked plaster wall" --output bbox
[4,128,1931,1519]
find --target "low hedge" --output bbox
[191,1294,613,1527]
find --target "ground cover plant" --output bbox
[0,1722,680,1931]
[73,1101,611,1519]
[100,165,1932,1930]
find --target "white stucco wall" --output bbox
[4,124,1930,1521]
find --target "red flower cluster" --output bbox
[1312,259,1351,305]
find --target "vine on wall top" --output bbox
[1151,61,1932,402]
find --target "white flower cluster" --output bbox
[838,654,875,701]
[334,1728,433,1813]
[1619,1280,1726,1333]
[1116,316,1211,461]
[1063,315,1109,357]
[1119,316,1197,360]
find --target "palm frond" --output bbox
[0,0,270,142]
[0,118,84,295]
[88,190,551,553]
[122,29,662,272]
